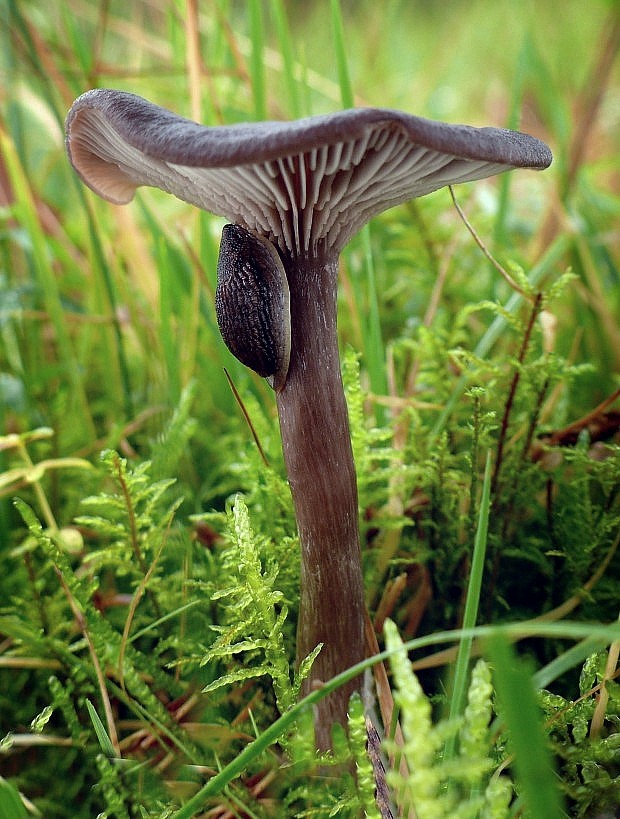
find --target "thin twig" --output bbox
[224,368,270,466]
[543,387,620,446]
[449,186,533,299]
[185,0,202,122]
[491,292,544,496]
[590,618,620,738]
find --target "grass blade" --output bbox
[0,126,95,439]
[330,0,354,109]
[445,449,492,754]
[487,633,564,819]
[330,1,388,413]
[269,0,301,118]
[248,0,267,120]
[85,699,117,758]
[0,778,28,819]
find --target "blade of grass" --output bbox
[4,0,69,127]
[0,777,28,819]
[157,239,181,404]
[360,228,388,421]
[59,3,94,77]
[2,4,24,157]
[269,0,301,118]
[444,450,492,757]
[330,0,354,109]
[14,0,136,425]
[85,699,117,758]
[331,0,387,416]
[533,636,609,690]
[248,0,267,120]
[185,0,202,122]
[83,195,134,420]
[493,34,530,248]
[487,633,564,819]
[136,200,243,410]
[0,126,96,440]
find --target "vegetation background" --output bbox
[0,1,618,817]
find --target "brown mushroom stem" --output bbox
[275,251,366,749]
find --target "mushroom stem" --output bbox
[275,251,366,750]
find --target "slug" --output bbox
[215,224,291,391]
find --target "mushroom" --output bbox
[65,90,552,749]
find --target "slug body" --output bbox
[215,224,291,391]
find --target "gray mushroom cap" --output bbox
[66,89,552,257]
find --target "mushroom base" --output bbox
[275,252,367,751]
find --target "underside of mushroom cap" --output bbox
[66,89,552,257]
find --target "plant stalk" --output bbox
[275,252,366,750]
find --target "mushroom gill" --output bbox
[66,90,551,258]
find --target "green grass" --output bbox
[1,1,619,817]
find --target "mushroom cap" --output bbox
[66,89,552,257]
